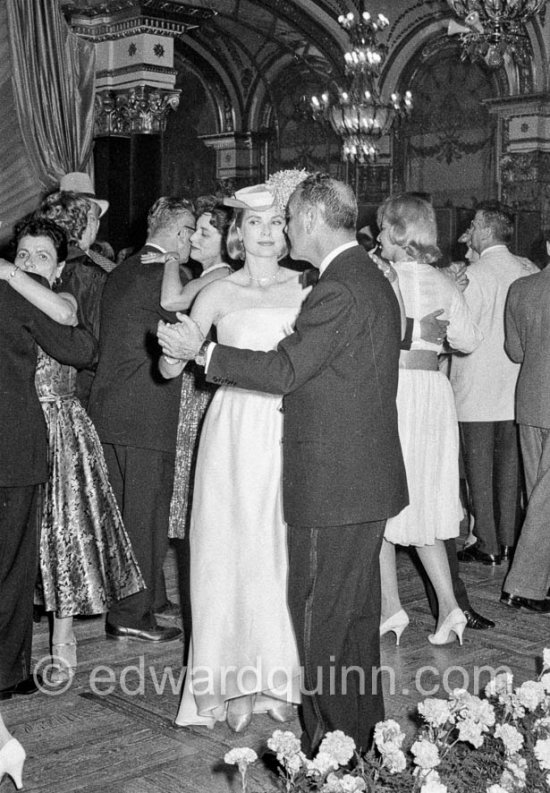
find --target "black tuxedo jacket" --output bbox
[207,245,408,528]
[56,245,107,407]
[0,282,97,487]
[88,245,184,455]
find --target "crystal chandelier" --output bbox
[447,0,546,69]
[311,4,412,163]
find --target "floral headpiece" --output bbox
[266,169,309,213]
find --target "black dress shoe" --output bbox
[154,600,181,618]
[457,544,501,565]
[500,593,550,613]
[463,608,495,630]
[500,545,514,562]
[0,674,42,701]
[105,622,182,642]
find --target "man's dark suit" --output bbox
[207,245,408,752]
[503,267,550,600]
[0,282,96,689]
[56,244,107,408]
[88,246,183,630]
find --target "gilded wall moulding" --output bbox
[94,85,180,135]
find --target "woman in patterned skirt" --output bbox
[0,218,144,684]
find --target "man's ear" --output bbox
[304,206,317,235]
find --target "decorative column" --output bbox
[64,0,215,249]
[485,94,550,232]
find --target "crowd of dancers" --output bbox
[0,168,548,789]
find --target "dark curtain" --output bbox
[0,0,96,245]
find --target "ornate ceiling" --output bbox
[59,1,456,93]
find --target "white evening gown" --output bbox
[175,305,302,727]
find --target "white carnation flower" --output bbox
[318,731,356,766]
[306,751,339,776]
[494,723,524,755]
[418,698,453,727]
[515,680,546,711]
[380,746,407,774]
[485,673,514,700]
[373,719,405,751]
[411,739,440,769]
[224,747,258,766]
[534,737,550,770]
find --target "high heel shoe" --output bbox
[226,695,254,733]
[0,738,26,790]
[267,701,295,723]
[50,640,77,685]
[428,608,467,646]
[380,609,409,646]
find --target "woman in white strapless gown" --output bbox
[158,174,310,731]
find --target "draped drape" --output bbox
[0,0,95,245]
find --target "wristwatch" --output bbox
[195,339,211,367]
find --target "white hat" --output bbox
[223,184,275,211]
[59,172,109,217]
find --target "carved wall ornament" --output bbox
[94,85,180,135]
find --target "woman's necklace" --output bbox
[244,266,281,286]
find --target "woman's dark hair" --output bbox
[195,194,234,261]
[14,217,68,263]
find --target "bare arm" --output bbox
[0,260,77,325]
[161,259,232,311]
[157,279,225,378]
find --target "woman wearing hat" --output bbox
[161,171,309,732]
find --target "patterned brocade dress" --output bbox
[168,364,216,539]
[35,349,145,617]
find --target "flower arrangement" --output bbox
[224,649,550,793]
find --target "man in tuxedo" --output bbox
[0,281,96,699]
[501,240,550,613]
[88,197,195,643]
[158,173,408,754]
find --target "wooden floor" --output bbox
[2,537,548,793]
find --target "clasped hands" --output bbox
[157,313,204,360]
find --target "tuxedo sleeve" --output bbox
[504,284,524,363]
[25,304,97,368]
[207,279,356,395]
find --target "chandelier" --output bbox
[311,5,412,163]
[447,0,546,69]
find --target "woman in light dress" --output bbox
[159,171,309,732]
[377,194,482,646]
[0,218,144,683]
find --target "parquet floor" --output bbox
[1,538,548,793]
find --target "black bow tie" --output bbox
[301,268,319,289]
